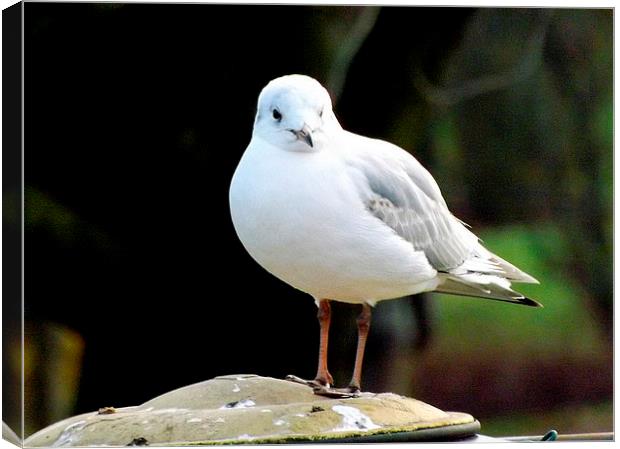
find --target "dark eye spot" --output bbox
[319,108,324,118]
[272,109,282,121]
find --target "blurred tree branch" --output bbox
[326,7,381,104]
[414,10,552,107]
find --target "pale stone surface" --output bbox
[24,375,476,446]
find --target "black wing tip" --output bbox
[520,296,544,308]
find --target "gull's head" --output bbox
[252,74,339,152]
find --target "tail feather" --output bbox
[471,245,539,284]
[436,273,542,307]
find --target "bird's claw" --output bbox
[312,384,360,398]
[285,375,361,398]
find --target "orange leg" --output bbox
[348,304,371,392]
[287,300,366,398]
[314,299,334,386]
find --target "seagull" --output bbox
[229,74,541,398]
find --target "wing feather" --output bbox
[341,132,540,306]
[345,132,538,284]
[348,136,477,271]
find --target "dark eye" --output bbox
[272,109,282,121]
[319,108,324,118]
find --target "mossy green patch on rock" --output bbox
[25,375,478,446]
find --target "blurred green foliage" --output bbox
[482,400,612,437]
[434,225,606,358]
[423,9,613,333]
[26,186,115,253]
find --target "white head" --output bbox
[252,75,341,152]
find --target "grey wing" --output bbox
[352,146,478,271]
[345,134,540,307]
[348,136,539,289]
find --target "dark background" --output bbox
[13,3,612,438]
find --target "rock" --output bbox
[24,375,478,446]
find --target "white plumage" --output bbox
[228,74,541,395]
[229,74,540,308]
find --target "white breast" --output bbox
[229,137,438,304]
